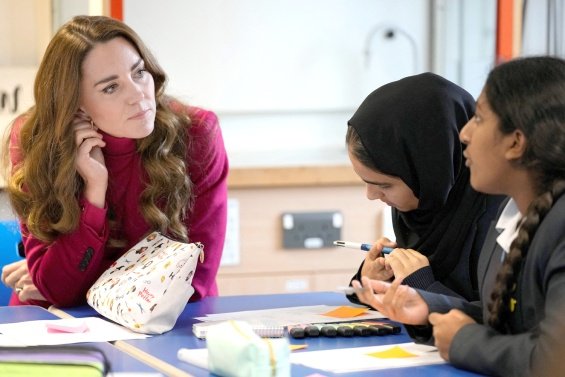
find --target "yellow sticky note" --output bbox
[289,344,308,351]
[322,306,368,318]
[367,346,418,359]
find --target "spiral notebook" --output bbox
[192,320,285,339]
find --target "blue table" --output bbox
[0,305,159,374]
[60,292,485,376]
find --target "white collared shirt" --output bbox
[495,199,523,256]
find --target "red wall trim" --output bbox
[110,0,123,20]
[496,0,514,63]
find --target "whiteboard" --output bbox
[124,0,429,113]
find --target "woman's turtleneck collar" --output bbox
[101,130,137,157]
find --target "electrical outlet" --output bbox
[281,211,342,249]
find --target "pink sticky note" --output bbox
[46,321,89,333]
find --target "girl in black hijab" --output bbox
[346,72,504,302]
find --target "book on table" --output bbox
[0,345,109,377]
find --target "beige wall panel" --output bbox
[312,271,357,292]
[217,183,386,295]
[217,273,313,296]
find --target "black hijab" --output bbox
[348,72,484,280]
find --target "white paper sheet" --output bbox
[0,333,26,347]
[194,305,385,326]
[177,343,444,374]
[0,317,149,346]
[291,342,445,373]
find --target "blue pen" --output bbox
[333,240,393,254]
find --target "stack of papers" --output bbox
[178,342,445,373]
[194,305,385,327]
[291,342,445,373]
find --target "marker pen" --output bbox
[354,321,392,335]
[360,320,402,334]
[322,321,400,336]
[355,326,372,336]
[333,240,393,254]
[304,325,320,337]
[319,325,338,337]
[288,325,320,338]
[335,325,354,337]
[338,323,372,336]
[307,324,338,337]
[288,326,305,339]
[311,323,354,337]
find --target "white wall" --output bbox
[0,0,51,187]
[124,0,431,167]
[51,0,89,30]
[522,0,565,57]
[431,0,496,99]
[0,0,51,66]
[125,0,430,112]
[1,1,497,169]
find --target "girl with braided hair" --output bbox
[352,55,565,377]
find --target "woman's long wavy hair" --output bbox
[4,15,192,244]
[485,56,565,332]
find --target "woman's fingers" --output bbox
[386,248,429,280]
[74,127,103,148]
[381,276,403,307]
[76,136,106,154]
[1,260,27,288]
[350,276,391,313]
[17,283,47,302]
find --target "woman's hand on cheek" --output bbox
[73,113,108,208]
[429,309,476,360]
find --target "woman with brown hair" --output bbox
[1,15,228,307]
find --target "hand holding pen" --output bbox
[334,238,396,281]
[333,240,394,255]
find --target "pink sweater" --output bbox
[9,106,228,307]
